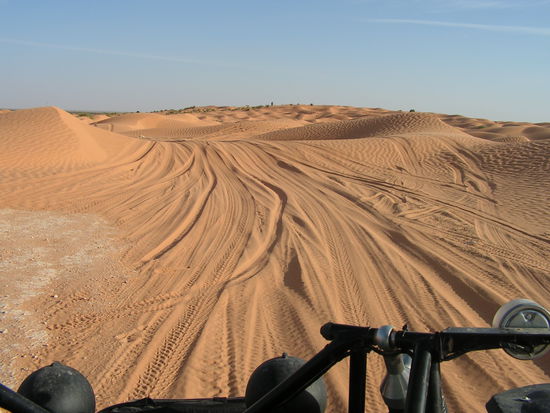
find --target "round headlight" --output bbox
[492,299,550,360]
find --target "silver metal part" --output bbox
[376,324,411,411]
[374,325,395,351]
[380,353,412,411]
[492,299,550,360]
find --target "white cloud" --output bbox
[444,0,513,9]
[353,0,550,10]
[0,38,243,68]
[431,0,550,11]
[366,18,550,36]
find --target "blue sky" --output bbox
[1,0,549,122]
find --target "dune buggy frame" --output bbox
[241,322,550,413]
[1,323,550,413]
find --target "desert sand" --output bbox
[0,104,549,412]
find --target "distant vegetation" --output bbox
[74,112,95,119]
[70,111,121,118]
[70,103,318,118]
[151,104,277,115]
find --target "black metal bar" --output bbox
[426,361,446,413]
[348,347,367,413]
[394,328,550,357]
[242,336,359,413]
[0,383,51,413]
[405,342,432,413]
[321,322,374,341]
[437,328,550,359]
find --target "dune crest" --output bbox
[94,112,219,133]
[97,113,306,141]
[0,107,148,173]
[255,112,470,141]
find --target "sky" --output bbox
[1,0,549,122]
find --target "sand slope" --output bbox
[254,112,468,141]
[0,106,549,412]
[0,107,148,174]
[96,113,306,141]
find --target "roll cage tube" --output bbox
[1,323,549,413]
[242,323,550,413]
[0,383,51,413]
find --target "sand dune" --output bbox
[0,105,549,413]
[77,114,111,124]
[0,107,148,174]
[438,113,550,142]
[94,112,220,133]
[254,112,473,142]
[92,113,307,141]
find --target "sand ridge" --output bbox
[94,112,219,133]
[0,105,549,412]
[0,107,149,174]
[254,112,469,141]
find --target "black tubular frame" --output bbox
[0,383,51,413]
[242,323,550,413]
[1,324,549,413]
